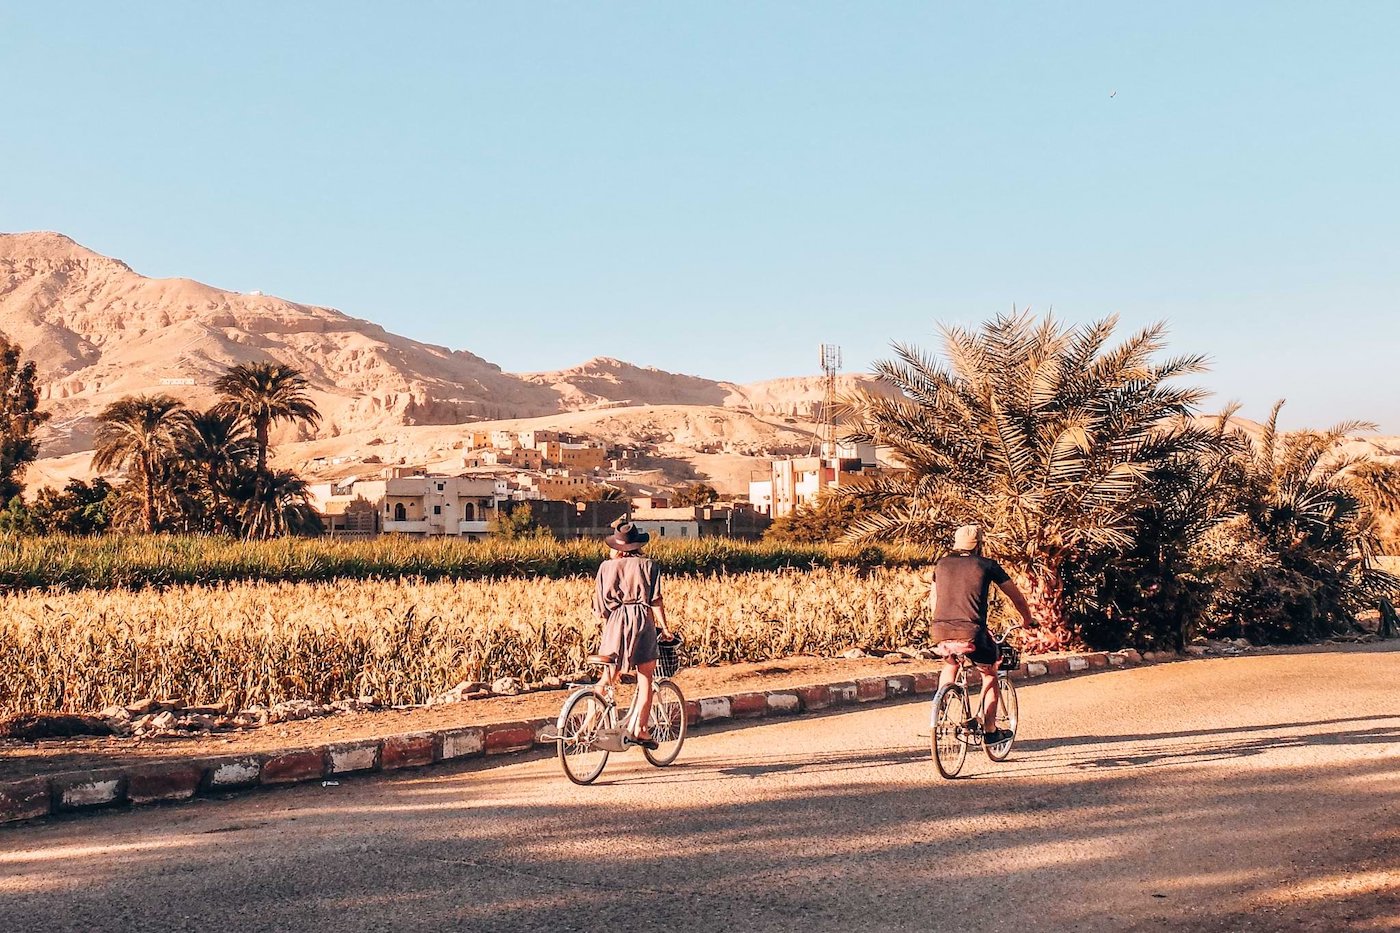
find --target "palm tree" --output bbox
[1066,412,1243,649]
[181,407,256,534]
[91,395,191,533]
[213,362,321,490]
[842,312,1217,651]
[1200,401,1400,641]
[236,469,324,539]
[1348,459,1400,555]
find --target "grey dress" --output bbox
[594,555,662,672]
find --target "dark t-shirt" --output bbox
[931,551,1011,628]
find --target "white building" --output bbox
[307,467,502,539]
[749,442,881,518]
[629,507,701,541]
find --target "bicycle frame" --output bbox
[559,681,629,752]
[929,625,1023,734]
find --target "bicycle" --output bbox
[929,625,1022,779]
[554,638,688,785]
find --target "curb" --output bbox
[1,646,1163,827]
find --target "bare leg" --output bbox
[977,663,1000,731]
[630,660,657,738]
[938,658,960,691]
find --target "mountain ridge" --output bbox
[1,232,878,491]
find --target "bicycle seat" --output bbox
[587,653,619,666]
[934,640,976,658]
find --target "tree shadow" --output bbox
[2,706,1397,932]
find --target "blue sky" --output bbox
[2,2,1397,430]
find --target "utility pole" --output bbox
[819,343,841,459]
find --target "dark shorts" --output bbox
[929,621,999,666]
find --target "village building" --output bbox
[533,439,606,471]
[517,429,562,449]
[307,467,500,539]
[462,447,543,470]
[510,500,630,539]
[749,441,880,518]
[629,507,701,541]
[528,469,598,501]
[631,503,771,541]
[322,497,382,537]
[629,494,671,510]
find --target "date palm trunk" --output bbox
[208,463,223,535]
[140,450,157,534]
[255,419,269,486]
[1017,561,1078,653]
[249,418,270,536]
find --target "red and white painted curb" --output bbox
[0,647,1165,826]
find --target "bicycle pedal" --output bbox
[594,728,630,752]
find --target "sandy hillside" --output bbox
[268,405,825,496]
[3,232,884,496]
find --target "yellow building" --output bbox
[534,470,597,500]
[537,440,606,470]
[463,448,543,470]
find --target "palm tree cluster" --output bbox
[1188,402,1400,644]
[842,312,1398,651]
[92,362,323,538]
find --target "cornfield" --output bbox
[0,533,927,591]
[0,567,932,715]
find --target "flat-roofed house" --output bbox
[309,467,502,539]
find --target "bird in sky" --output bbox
[1109,90,1117,98]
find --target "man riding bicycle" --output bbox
[929,525,1035,746]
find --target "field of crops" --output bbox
[0,533,927,591]
[0,567,931,716]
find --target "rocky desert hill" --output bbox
[1,232,881,494]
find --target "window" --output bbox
[433,505,442,515]
[463,503,475,521]
[393,503,407,522]
[681,526,688,537]
[436,483,445,492]
[660,526,666,536]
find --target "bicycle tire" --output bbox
[557,690,611,785]
[931,685,969,779]
[643,680,687,767]
[983,676,1018,762]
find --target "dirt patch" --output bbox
[0,654,941,783]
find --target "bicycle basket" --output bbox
[656,635,683,679]
[997,641,1021,670]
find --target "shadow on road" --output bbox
[3,715,1398,932]
[1015,714,1400,773]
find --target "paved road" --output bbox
[3,645,1397,932]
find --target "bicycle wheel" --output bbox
[931,685,969,779]
[643,680,687,767]
[557,691,611,785]
[983,677,1018,762]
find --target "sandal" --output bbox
[626,733,660,751]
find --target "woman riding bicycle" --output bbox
[929,524,1035,745]
[593,521,674,750]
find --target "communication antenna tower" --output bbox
[819,343,841,458]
